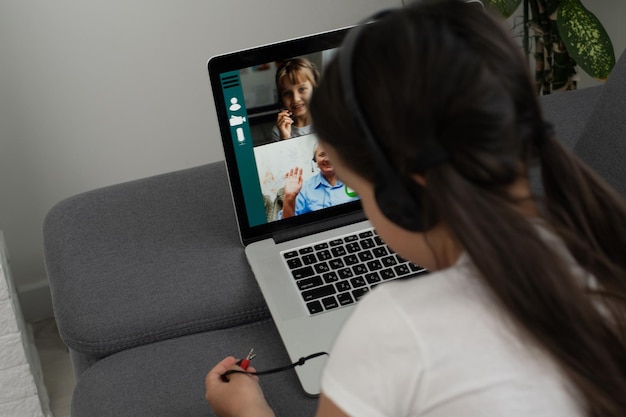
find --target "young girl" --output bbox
[206,1,626,416]
[272,58,320,141]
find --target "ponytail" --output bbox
[427,132,626,415]
[540,133,626,275]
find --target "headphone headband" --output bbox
[338,11,435,231]
[338,13,395,176]
[339,12,449,175]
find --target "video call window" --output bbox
[236,49,359,224]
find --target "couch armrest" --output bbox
[43,162,270,357]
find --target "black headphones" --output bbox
[338,13,448,232]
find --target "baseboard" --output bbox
[17,280,54,323]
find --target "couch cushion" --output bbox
[540,85,602,150]
[574,51,626,196]
[44,162,270,356]
[70,319,318,417]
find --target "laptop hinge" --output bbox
[273,212,366,244]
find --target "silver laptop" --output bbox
[208,27,427,396]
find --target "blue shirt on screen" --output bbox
[294,172,358,215]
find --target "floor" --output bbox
[32,318,74,417]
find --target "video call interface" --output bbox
[220,47,360,228]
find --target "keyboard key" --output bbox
[336,281,351,292]
[380,268,396,280]
[337,292,354,306]
[297,276,323,291]
[338,268,354,279]
[284,251,298,259]
[306,300,324,314]
[322,296,339,310]
[350,276,366,288]
[329,239,344,246]
[302,254,317,265]
[292,266,315,280]
[382,255,398,267]
[366,259,383,271]
[317,250,332,261]
[344,235,358,242]
[358,250,374,262]
[314,242,329,250]
[302,284,336,302]
[331,246,347,257]
[352,264,368,275]
[394,264,411,276]
[322,271,339,283]
[358,231,374,238]
[346,242,361,253]
[314,262,330,274]
[372,247,388,258]
[299,247,314,255]
[365,272,381,284]
[344,254,359,265]
[360,238,375,249]
[287,258,303,269]
[329,259,344,269]
[352,287,370,301]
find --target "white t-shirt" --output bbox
[321,248,586,416]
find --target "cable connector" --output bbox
[236,348,256,371]
[221,351,328,382]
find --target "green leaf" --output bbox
[481,0,523,18]
[557,0,615,80]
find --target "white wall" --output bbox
[0,0,624,321]
[0,0,400,320]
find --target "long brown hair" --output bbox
[310,0,626,415]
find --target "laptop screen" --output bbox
[209,27,364,244]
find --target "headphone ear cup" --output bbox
[374,178,425,232]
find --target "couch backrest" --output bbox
[574,50,626,197]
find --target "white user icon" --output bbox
[229,97,242,111]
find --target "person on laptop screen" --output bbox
[280,142,359,218]
[206,1,626,416]
[272,58,320,141]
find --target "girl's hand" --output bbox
[276,109,294,139]
[205,356,275,417]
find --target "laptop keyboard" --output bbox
[281,227,428,316]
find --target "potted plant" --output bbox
[482,0,615,94]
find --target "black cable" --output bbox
[221,351,329,382]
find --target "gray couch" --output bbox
[43,51,625,417]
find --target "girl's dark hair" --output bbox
[310,0,626,415]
